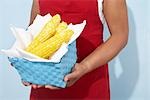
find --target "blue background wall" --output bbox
[0,0,32,100]
[105,0,150,100]
[0,0,150,100]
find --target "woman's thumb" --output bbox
[64,72,76,82]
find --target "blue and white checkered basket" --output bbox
[8,41,77,88]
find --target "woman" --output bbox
[24,0,128,99]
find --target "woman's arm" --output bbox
[65,0,129,86]
[81,0,128,73]
[29,0,40,25]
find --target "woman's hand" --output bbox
[64,63,87,87]
[45,63,88,89]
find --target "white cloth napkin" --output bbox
[1,14,86,63]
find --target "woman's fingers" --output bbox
[64,63,87,87]
[64,72,78,87]
[67,79,77,87]
[22,82,61,89]
[22,81,54,89]
[65,72,78,87]
[64,71,78,82]
[22,81,31,86]
[31,85,60,89]
[32,84,38,89]
[45,85,60,90]
[37,85,43,88]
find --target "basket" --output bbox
[8,41,77,88]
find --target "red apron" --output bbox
[30,0,110,99]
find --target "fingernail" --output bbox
[34,87,37,89]
[65,78,68,82]
[32,86,36,89]
[45,86,49,89]
[45,86,48,88]
[37,85,42,88]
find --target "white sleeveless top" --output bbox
[97,0,105,24]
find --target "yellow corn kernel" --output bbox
[26,14,61,52]
[29,29,74,59]
[56,21,68,34]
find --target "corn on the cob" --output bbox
[29,29,74,59]
[56,21,68,34]
[26,14,61,52]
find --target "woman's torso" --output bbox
[30,0,110,99]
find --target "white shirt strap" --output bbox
[98,0,105,24]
